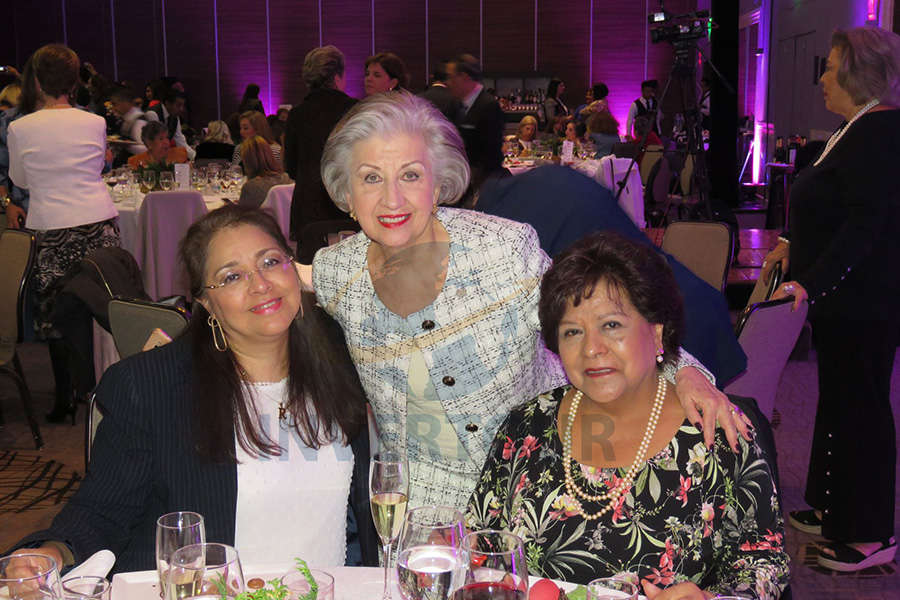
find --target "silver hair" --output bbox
[302,45,345,90]
[321,91,471,212]
[832,26,900,106]
[205,120,233,144]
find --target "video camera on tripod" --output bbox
[649,9,712,66]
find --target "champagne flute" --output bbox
[159,172,175,191]
[370,451,410,600]
[396,506,464,600]
[142,170,158,193]
[165,543,243,600]
[156,511,206,599]
[191,169,207,192]
[0,554,63,600]
[451,531,529,600]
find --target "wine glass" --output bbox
[191,168,207,192]
[585,578,638,600]
[0,554,63,600]
[396,506,464,600]
[228,166,243,195]
[165,543,244,600]
[159,172,175,191]
[142,170,158,193]
[61,577,110,600]
[156,511,206,599]
[452,531,529,600]
[370,451,410,600]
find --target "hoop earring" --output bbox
[208,314,228,352]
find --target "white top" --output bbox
[8,108,117,230]
[234,380,353,567]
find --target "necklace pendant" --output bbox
[278,403,287,422]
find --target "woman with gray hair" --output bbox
[762,25,900,572]
[284,45,357,243]
[299,91,751,510]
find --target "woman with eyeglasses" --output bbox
[5,205,379,574]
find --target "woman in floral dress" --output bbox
[466,232,788,600]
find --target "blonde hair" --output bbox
[517,115,538,138]
[831,26,900,106]
[0,82,21,108]
[240,136,282,178]
[240,111,275,144]
[205,120,233,144]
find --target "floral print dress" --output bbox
[465,387,789,600]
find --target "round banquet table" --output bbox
[110,564,645,600]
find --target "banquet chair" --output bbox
[725,297,809,420]
[638,144,664,185]
[138,191,207,299]
[297,219,361,264]
[108,298,190,360]
[595,155,645,228]
[746,262,782,309]
[261,183,295,243]
[661,221,733,292]
[0,229,43,449]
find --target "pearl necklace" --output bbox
[813,98,880,166]
[561,375,666,521]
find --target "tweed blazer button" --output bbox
[422,319,436,330]
[465,423,478,432]
[442,375,455,386]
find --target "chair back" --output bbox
[639,144,664,185]
[108,298,190,360]
[746,262,782,308]
[261,183,295,242]
[138,191,207,299]
[0,230,35,363]
[595,155,645,228]
[725,298,808,419]
[661,221,733,292]
[297,219,362,263]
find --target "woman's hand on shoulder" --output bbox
[642,580,715,600]
[674,367,753,452]
[294,262,313,292]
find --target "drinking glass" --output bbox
[585,578,638,600]
[156,511,206,598]
[159,172,175,192]
[452,531,528,600]
[0,554,63,600]
[191,169,207,192]
[165,543,243,600]
[228,166,243,194]
[280,570,334,600]
[396,506,464,600]
[370,451,410,600]
[61,577,110,600]
[141,170,158,193]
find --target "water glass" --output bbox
[156,511,206,598]
[396,506,464,600]
[142,170,158,193]
[280,570,334,600]
[61,577,110,600]
[585,577,638,600]
[166,543,243,600]
[0,554,63,600]
[453,531,529,600]
[159,172,175,192]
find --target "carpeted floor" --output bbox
[1,341,898,599]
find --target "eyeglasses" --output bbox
[203,251,294,292]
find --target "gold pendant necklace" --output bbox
[236,363,288,422]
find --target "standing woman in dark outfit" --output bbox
[763,26,900,572]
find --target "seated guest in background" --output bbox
[232,110,282,166]
[143,79,166,110]
[276,107,289,122]
[107,85,148,156]
[626,79,660,139]
[466,232,788,598]
[238,82,265,113]
[445,53,504,194]
[237,136,291,208]
[145,89,195,160]
[195,120,235,160]
[560,118,582,153]
[127,121,188,170]
[474,165,746,384]
[0,81,20,111]
[364,52,409,96]
[284,45,357,241]
[543,78,569,128]
[516,115,538,154]
[575,82,609,123]
[419,61,461,121]
[586,109,621,158]
[5,206,378,573]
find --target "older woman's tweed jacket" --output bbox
[313,208,566,507]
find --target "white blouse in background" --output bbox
[234,380,353,566]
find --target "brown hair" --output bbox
[538,232,684,364]
[240,110,275,144]
[587,110,619,136]
[179,204,366,462]
[240,135,282,178]
[31,44,80,99]
[831,27,900,106]
[365,52,410,90]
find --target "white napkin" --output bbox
[62,550,116,582]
